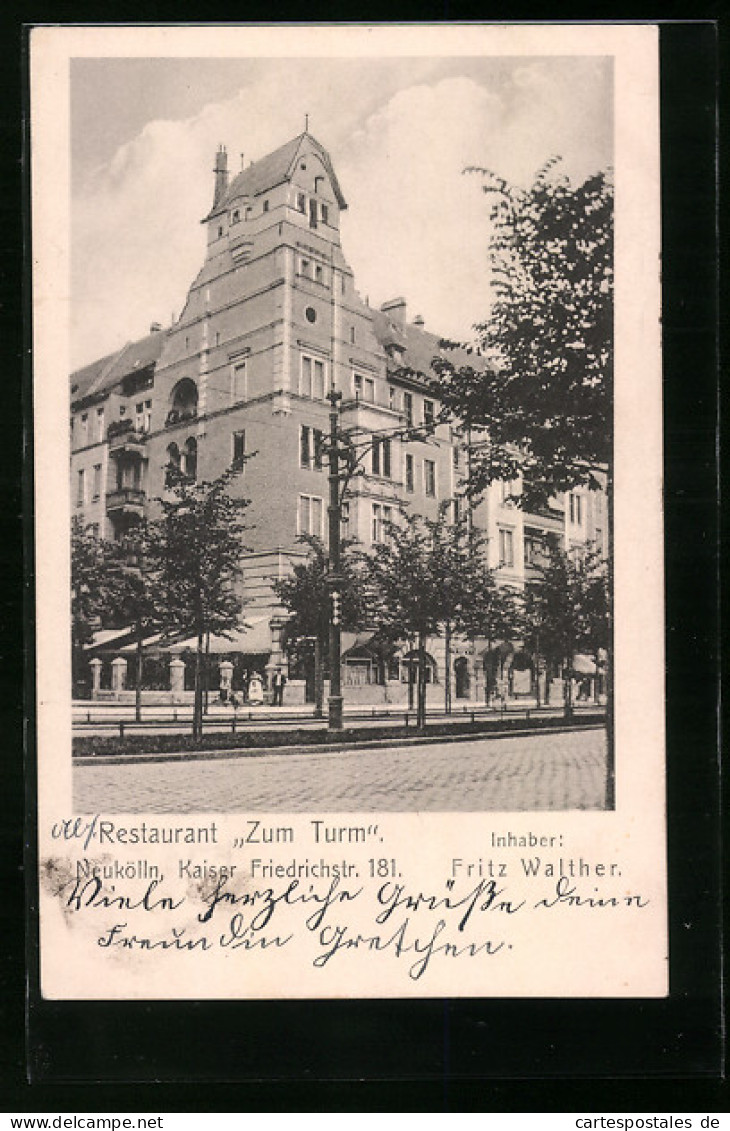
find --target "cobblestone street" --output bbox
[73,727,608,812]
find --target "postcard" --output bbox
[31,23,665,1000]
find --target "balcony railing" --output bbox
[108,420,147,453]
[165,407,197,428]
[105,487,146,514]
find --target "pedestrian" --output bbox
[272,668,286,707]
[248,672,264,706]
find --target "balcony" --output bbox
[106,486,146,516]
[107,419,147,454]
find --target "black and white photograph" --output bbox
[32,24,666,1001]
[66,48,614,815]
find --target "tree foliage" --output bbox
[71,517,107,653]
[433,161,613,509]
[155,464,252,736]
[273,535,367,716]
[361,507,504,725]
[521,538,608,716]
[103,523,164,720]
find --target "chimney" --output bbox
[413,314,425,327]
[149,321,162,333]
[380,297,407,324]
[212,144,229,209]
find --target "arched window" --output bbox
[167,379,198,426]
[165,443,181,487]
[184,437,197,481]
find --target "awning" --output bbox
[84,627,134,652]
[164,616,273,656]
[341,632,375,657]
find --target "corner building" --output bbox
[71,132,605,705]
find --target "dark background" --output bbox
[3,13,723,1113]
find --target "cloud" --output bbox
[71,63,612,368]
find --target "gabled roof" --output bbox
[371,310,486,385]
[70,330,167,405]
[204,132,347,219]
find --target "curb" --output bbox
[74,721,607,767]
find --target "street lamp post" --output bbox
[326,389,344,731]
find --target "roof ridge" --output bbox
[86,339,133,397]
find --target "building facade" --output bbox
[70,131,606,704]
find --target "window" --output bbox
[298,494,323,538]
[372,503,393,544]
[184,437,197,480]
[135,402,144,431]
[215,331,221,347]
[76,469,85,507]
[231,360,247,404]
[353,373,374,403]
[263,200,269,213]
[96,407,105,442]
[232,430,246,467]
[405,453,414,493]
[321,203,329,224]
[403,392,413,428]
[309,198,318,229]
[350,326,356,345]
[300,355,326,400]
[89,523,100,539]
[423,399,435,426]
[165,442,181,486]
[498,528,514,568]
[92,464,102,500]
[424,459,436,497]
[314,263,324,285]
[79,414,89,446]
[231,209,240,223]
[143,400,152,432]
[341,500,350,538]
[524,536,540,566]
[595,527,604,554]
[452,446,460,470]
[371,503,381,544]
[569,492,583,525]
[305,306,317,324]
[296,192,306,213]
[371,437,391,478]
[300,426,324,470]
[300,257,311,278]
[452,497,462,524]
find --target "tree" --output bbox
[426,505,509,712]
[70,518,107,695]
[432,160,613,510]
[156,465,251,738]
[361,509,497,726]
[459,568,521,704]
[273,535,367,718]
[523,540,608,719]
[103,523,163,722]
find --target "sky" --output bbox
[70,54,613,370]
